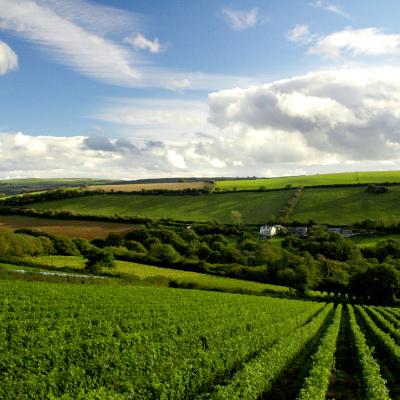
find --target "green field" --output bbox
[291,186,400,225]
[217,171,400,190]
[0,178,116,196]
[350,234,400,247]
[26,184,400,225]
[20,255,290,294]
[28,191,294,224]
[0,279,326,399]
[2,281,399,399]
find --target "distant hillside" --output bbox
[26,191,294,224]
[216,171,400,190]
[0,178,117,196]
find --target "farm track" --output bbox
[257,307,335,400]
[326,306,362,400]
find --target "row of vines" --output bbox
[2,279,400,399]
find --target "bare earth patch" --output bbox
[0,216,137,240]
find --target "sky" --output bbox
[2,1,400,180]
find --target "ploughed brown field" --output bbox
[87,181,210,192]
[0,216,137,240]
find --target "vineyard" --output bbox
[1,280,400,399]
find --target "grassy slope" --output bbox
[28,191,294,224]
[21,255,290,294]
[216,171,400,190]
[290,186,400,225]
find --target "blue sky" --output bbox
[2,0,400,179]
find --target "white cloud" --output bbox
[92,98,221,142]
[308,27,400,59]
[210,158,226,168]
[221,7,265,31]
[0,0,257,91]
[285,24,316,45]
[125,33,168,54]
[309,1,352,20]
[0,0,140,86]
[167,150,186,169]
[207,67,400,163]
[0,39,18,74]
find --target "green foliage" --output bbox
[347,305,390,399]
[296,305,342,400]
[72,238,93,256]
[124,240,147,253]
[0,280,319,399]
[210,303,332,399]
[366,184,389,194]
[84,247,116,274]
[105,232,123,247]
[350,264,400,305]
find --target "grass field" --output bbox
[216,170,400,190]
[0,215,137,239]
[87,181,211,192]
[22,255,290,294]
[290,186,400,225]
[28,191,294,224]
[350,234,400,247]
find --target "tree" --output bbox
[350,264,400,305]
[105,232,123,247]
[149,243,180,263]
[84,248,116,274]
[230,210,242,225]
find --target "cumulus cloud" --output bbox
[221,7,266,31]
[286,25,316,45]
[207,67,400,163]
[125,33,168,54]
[307,27,400,59]
[167,150,186,168]
[0,39,18,75]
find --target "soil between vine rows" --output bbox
[257,308,334,400]
[326,306,362,400]
[258,306,362,400]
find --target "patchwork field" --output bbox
[216,170,400,190]
[27,191,294,224]
[0,215,137,239]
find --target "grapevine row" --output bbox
[207,303,334,400]
[355,304,400,377]
[374,306,400,329]
[0,280,325,399]
[363,306,400,345]
[348,304,390,399]
[296,304,342,400]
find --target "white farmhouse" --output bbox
[259,225,277,238]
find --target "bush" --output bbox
[366,184,389,194]
[84,248,116,274]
